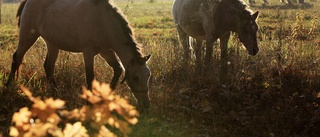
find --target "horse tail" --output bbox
[17,0,27,27]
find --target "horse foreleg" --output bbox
[176,25,192,61]
[44,45,59,87]
[204,36,214,63]
[219,32,230,85]
[83,51,97,89]
[100,50,123,90]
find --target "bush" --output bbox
[9,80,139,137]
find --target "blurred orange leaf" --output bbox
[20,85,34,101]
[11,80,138,137]
[12,107,31,131]
[63,122,88,137]
[9,127,19,137]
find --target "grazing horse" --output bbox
[6,0,151,110]
[172,0,259,83]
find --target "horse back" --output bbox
[172,0,208,40]
[18,0,112,52]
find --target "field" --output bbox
[1,0,320,136]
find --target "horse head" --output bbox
[200,0,259,56]
[122,55,151,112]
[237,11,259,56]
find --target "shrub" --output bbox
[9,80,139,137]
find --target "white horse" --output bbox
[173,0,259,83]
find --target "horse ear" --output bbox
[252,11,259,20]
[135,55,151,64]
[143,54,151,63]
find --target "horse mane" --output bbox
[105,0,143,57]
[228,0,253,18]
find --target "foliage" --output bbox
[9,81,139,137]
[290,11,308,40]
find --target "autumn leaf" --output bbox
[11,80,138,137]
[126,117,138,125]
[63,122,88,137]
[31,98,65,122]
[25,123,57,137]
[12,107,31,131]
[46,98,65,110]
[9,127,19,137]
[98,126,116,137]
[20,85,34,100]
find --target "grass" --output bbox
[1,0,320,136]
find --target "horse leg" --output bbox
[176,25,191,61]
[219,32,231,85]
[193,39,203,71]
[205,35,215,63]
[44,45,59,87]
[6,33,39,86]
[100,50,123,90]
[83,51,97,89]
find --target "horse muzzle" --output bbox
[132,91,150,113]
[246,43,259,56]
[249,47,259,56]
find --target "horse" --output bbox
[6,0,151,110]
[172,0,259,83]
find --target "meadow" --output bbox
[1,0,320,136]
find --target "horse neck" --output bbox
[113,43,141,70]
[216,3,245,32]
[104,5,142,70]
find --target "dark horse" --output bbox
[6,0,151,110]
[173,0,259,83]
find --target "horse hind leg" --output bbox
[44,45,59,88]
[83,50,97,89]
[6,32,39,87]
[100,50,123,90]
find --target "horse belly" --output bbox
[173,0,207,40]
[180,22,206,41]
[41,36,82,52]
